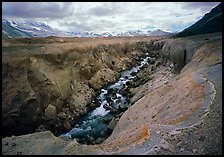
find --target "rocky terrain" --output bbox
[2,2,222,155]
[2,36,164,138]
[2,31,222,155]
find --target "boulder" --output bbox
[45,104,57,118]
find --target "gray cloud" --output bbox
[61,19,116,32]
[87,3,126,17]
[2,2,221,33]
[88,6,114,16]
[2,2,74,18]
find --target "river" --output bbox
[60,52,151,144]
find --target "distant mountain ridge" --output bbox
[2,18,69,38]
[2,18,174,38]
[175,2,222,38]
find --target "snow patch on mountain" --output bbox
[2,18,175,38]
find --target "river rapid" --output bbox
[60,52,151,144]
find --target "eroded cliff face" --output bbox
[2,32,222,155]
[158,32,222,73]
[2,36,162,137]
[94,32,222,155]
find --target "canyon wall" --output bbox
[2,32,222,155]
[2,36,161,137]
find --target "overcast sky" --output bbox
[2,2,221,33]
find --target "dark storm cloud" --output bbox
[181,2,221,12]
[2,2,74,18]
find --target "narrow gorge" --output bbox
[2,36,163,139]
[2,31,222,155]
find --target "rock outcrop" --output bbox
[2,36,160,137]
[2,32,222,155]
[159,32,222,73]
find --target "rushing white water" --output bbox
[60,53,151,142]
[92,100,110,117]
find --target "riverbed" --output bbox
[60,53,151,144]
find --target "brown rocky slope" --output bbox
[2,32,222,155]
[2,36,163,137]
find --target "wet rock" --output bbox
[102,114,113,124]
[126,80,134,87]
[112,88,119,93]
[130,71,138,76]
[111,93,117,99]
[118,103,128,111]
[103,103,113,110]
[110,107,119,114]
[107,88,114,94]
[105,98,112,103]
[115,99,122,104]
[117,95,122,100]
[108,117,118,130]
[88,103,97,110]
[115,112,124,118]
[140,63,148,70]
[118,88,128,96]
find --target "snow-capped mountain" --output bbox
[67,31,103,37]
[117,30,145,36]
[101,32,114,37]
[2,18,174,38]
[147,29,173,36]
[2,18,71,38]
[2,19,33,38]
